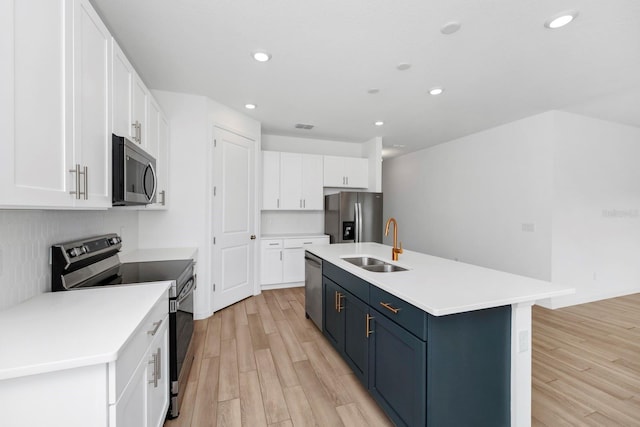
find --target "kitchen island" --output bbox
[306,242,574,427]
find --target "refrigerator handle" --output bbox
[358,202,363,242]
[354,203,360,242]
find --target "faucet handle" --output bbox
[395,242,404,254]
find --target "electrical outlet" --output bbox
[518,330,529,353]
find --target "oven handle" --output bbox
[176,277,196,307]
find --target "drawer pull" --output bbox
[147,320,162,336]
[380,302,400,314]
[366,314,374,338]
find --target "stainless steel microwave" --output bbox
[112,134,157,206]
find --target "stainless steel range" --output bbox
[51,234,195,419]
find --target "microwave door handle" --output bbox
[143,163,158,202]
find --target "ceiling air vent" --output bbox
[295,123,314,130]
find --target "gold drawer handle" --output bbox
[380,302,400,314]
[366,313,374,338]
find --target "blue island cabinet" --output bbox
[322,261,511,427]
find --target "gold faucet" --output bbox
[384,217,403,261]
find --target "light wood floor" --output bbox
[532,293,640,426]
[165,287,393,427]
[166,288,640,427]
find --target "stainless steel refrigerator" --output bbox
[324,192,383,243]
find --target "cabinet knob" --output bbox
[250,235,256,240]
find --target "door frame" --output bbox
[206,123,262,314]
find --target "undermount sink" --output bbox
[342,256,408,273]
[362,264,408,273]
[342,256,386,267]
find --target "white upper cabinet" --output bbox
[301,154,324,209]
[323,155,369,188]
[73,0,112,208]
[262,151,281,209]
[146,97,161,159]
[112,40,134,141]
[112,40,152,154]
[145,104,169,209]
[262,151,323,210]
[0,0,111,208]
[132,74,148,148]
[280,152,303,209]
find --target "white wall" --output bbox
[261,134,364,156]
[138,90,261,319]
[364,137,383,192]
[138,91,210,318]
[383,110,640,307]
[0,209,139,311]
[383,112,554,281]
[550,111,640,307]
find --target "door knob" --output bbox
[250,235,256,240]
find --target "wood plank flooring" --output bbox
[166,288,640,426]
[165,287,393,427]
[532,293,640,426]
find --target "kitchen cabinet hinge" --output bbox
[213,283,216,291]
[213,237,216,245]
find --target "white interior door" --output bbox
[211,127,256,312]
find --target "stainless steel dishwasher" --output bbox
[304,251,323,330]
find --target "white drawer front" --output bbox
[109,292,168,404]
[284,237,329,248]
[261,239,283,249]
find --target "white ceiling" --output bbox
[91,0,640,158]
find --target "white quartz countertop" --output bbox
[0,282,170,380]
[119,247,198,263]
[306,243,574,316]
[261,233,329,239]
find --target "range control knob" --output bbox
[69,246,85,257]
[109,237,120,245]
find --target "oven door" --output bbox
[169,275,195,418]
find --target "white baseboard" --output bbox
[261,281,305,291]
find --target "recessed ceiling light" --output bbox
[374,121,384,126]
[440,21,461,35]
[544,10,579,29]
[245,103,256,110]
[429,87,444,96]
[396,63,412,71]
[252,51,271,62]
[368,88,380,94]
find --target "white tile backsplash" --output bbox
[260,211,324,235]
[0,210,139,311]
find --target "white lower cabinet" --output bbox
[110,296,169,427]
[0,285,170,427]
[260,236,329,286]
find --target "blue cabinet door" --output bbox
[369,308,427,427]
[323,277,344,351]
[343,291,370,386]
